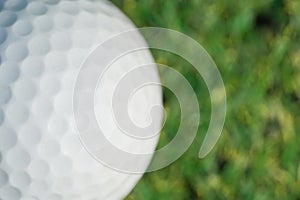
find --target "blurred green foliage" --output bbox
[110,0,300,199]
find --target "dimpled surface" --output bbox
[0,0,162,199]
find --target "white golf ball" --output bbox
[0,0,162,199]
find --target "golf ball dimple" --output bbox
[0,0,162,199]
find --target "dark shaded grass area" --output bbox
[110,0,300,199]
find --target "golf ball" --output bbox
[0,0,162,199]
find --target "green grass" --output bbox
[110,0,300,199]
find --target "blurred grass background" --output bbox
[111,0,300,199]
